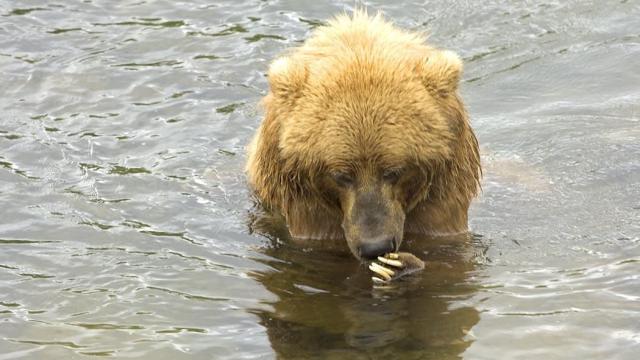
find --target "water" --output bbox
[1,0,639,359]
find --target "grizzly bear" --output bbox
[246,11,481,278]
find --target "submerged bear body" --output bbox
[246,12,481,260]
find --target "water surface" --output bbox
[1,0,639,359]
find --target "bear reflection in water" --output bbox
[248,213,484,359]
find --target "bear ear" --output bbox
[267,56,308,101]
[416,50,463,96]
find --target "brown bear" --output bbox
[246,11,481,277]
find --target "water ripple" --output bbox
[1,0,639,359]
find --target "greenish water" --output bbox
[1,1,639,359]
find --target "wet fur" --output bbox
[246,11,481,245]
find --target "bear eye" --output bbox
[331,172,354,187]
[382,168,403,184]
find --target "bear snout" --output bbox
[357,235,397,260]
[341,185,405,260]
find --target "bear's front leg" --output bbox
[369,252,425,284]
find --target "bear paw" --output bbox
[369,252,425,285]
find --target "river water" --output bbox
[1,1,639,359]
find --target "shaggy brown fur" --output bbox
[246,11,481,256]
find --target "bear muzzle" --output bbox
[341,188,405,261]
[356,235,398,260]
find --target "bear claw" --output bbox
[369,262,395,280]
[376,256,403,268]
[369,252,425,284]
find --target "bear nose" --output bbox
[358,237,396,260]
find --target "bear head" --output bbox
[247,13,480,261]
